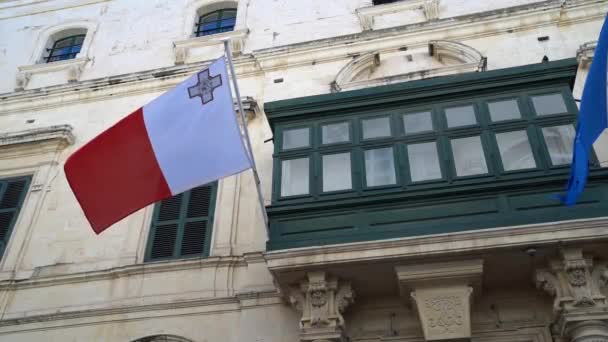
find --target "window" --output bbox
[45,34,85,63]
[0,177,30,257]
[272,87,582,202]
[145,183,217,261]
[195,9,237,37]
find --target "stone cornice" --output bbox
[264,218,608,272]
[0,252,265,290]
[0,0,604,114]
[0,125,74,149]
[0,290,281,329]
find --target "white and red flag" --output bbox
[65,57,251,234]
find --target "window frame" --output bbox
[44,34,86,63]
[194,8,237,37]
[271,84,595,204]
[144,182,217,262]
[0,176,31,259]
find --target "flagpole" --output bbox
[223,39,270,235]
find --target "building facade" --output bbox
[0,0,608,341]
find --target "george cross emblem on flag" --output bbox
[188,68,223,105]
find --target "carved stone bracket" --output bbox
[577,41,597,69]
[288,271,355,342]
[396,259,483,341]
[535,247,608,341]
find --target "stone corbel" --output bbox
[577,41,597,69]
[67,63,84,83]
[535,247,608,341]
[234,96,258,124]
[396,259,483,341]
[288,271,355,342]
[15,72,31,91]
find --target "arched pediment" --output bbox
[331,40,486,92]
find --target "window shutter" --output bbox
[0,177,30,257]
[146,182,217,261]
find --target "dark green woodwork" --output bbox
[0,176,31,258]
[145,182,217,262]
[264,59,608,251]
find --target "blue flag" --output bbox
[560,16,608,205]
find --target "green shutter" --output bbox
[0,177,31,258]
[145,182,217,261]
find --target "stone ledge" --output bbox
[0,125,74,149]
[356,0,440,30]
[173,29,249,65]
[16,57,89,90]
[0,252,266,290]
[0,290,281,329]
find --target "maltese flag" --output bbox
[65,57,251,234]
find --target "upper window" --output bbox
[45,34,85,63]
[272,87,583,202]
[195,9,237,37]
[0,177,30,258]
[145,182,217,261]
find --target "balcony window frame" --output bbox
[271,84,595,205]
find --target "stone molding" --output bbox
[577,41,597,68]
[331,40,486,92]
[0,0,110,20]
[288,271,355,342]
[356,0,440,31]
[0,125,74,150]
[396,260,483,341]
[0,290,281,329]
[331,52,380,92]
[173,28,249,65]
[429,40,487,71]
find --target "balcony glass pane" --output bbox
[323,153,352,192]
[365,147,396,187]
[489,99,521,122]
[362,117,391,139]
[445,105,477,128]
[403,111,433,134]
[542,125,575,165]
[281,158,309,196]
[407,142,442,182]
[322,122,350,144]
[532,94,568,116]
[283,128,309,150]
[496,130,536,171]
[451,136,488,176]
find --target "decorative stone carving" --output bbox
[535,248,607,314]
[287,271,355,342]
[396,259,483,341]
[535,247,608,341]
